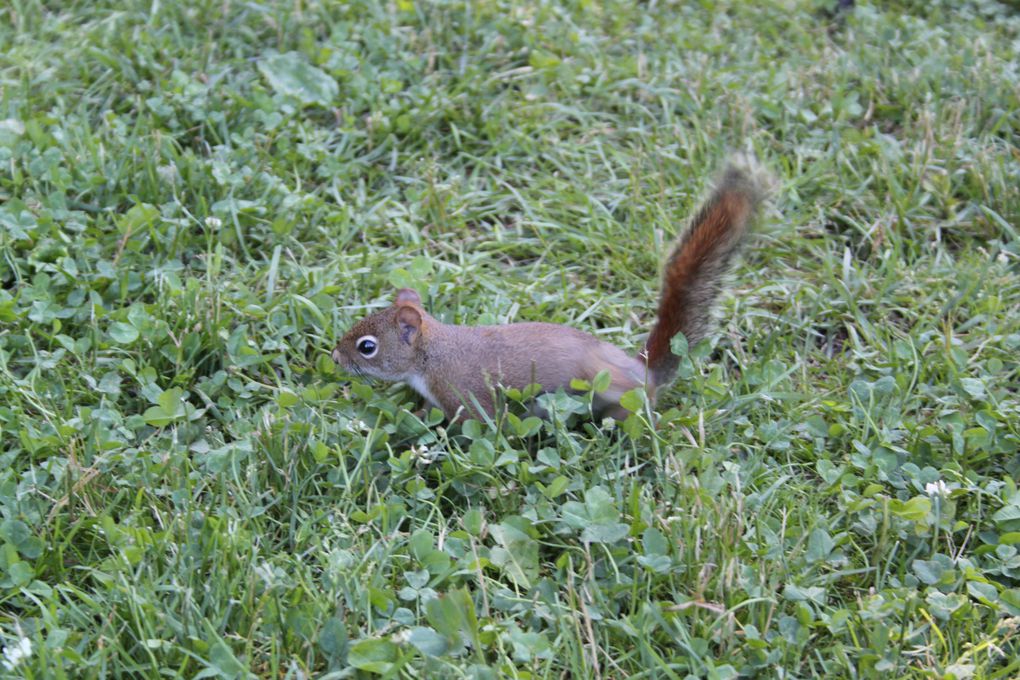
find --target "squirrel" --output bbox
[332,158,769,421]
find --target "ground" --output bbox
[1,0,1019,677]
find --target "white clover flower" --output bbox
[925,480,950,498]
[156,163,179,185]
[0,119,25,136]
[204,216,223,229]
[412,444,440,465]
[2,636,32,671]
[344,419,369,433]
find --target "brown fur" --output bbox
[644,165,765,386]
[333,159,767,421]
[334,302,646,420]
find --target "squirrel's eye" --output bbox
[355,335,379,358]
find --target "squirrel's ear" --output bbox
[396,305,422,345]
[395,288,421,306]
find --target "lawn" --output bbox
[1,0,1019,677]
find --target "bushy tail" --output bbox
[643,158,769,388]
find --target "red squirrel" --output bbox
[332,158,768,421]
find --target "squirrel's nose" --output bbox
[331,346,344,364]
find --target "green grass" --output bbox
[1,0,1019,677]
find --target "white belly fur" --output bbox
[407,374,440,409]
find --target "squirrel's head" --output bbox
[332,288,424,381]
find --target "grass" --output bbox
[1,0,1019,677]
